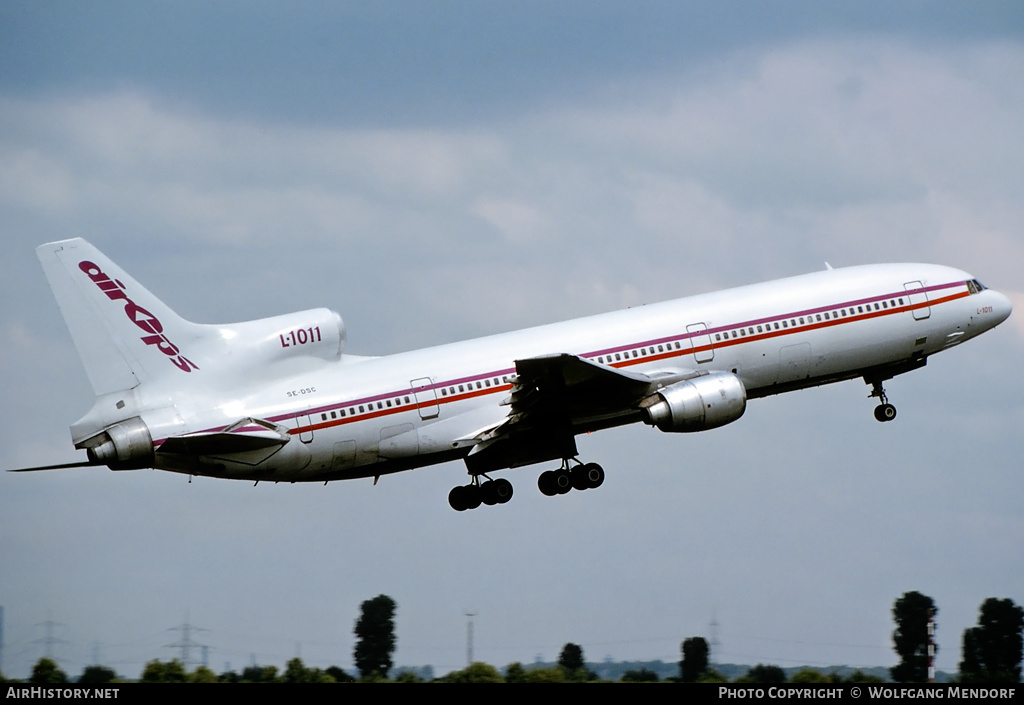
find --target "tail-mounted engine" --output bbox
[210,308,346,368]
[79,416,155,470]
[641,372,747,432]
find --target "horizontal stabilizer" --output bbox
[8,459,101,473]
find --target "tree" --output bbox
[325,665,355,683]
[30,658,68,684]
[240,664,278,682]
[187,665,219,683]
[140,659,186,683]
[621,668,659,682]
[442,662,505,683]
[739,664,786,683]
[558,643,584,672]
[960,598,1024,683]
[353,594,397,679]
[680,636,710,682]
[891,591,936,683]
[78,665,117,683]
[505,662,528,683]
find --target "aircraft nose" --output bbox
[989,289,1013,326]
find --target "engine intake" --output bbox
[641,372,746,432]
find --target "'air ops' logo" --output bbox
[79,261,199,373]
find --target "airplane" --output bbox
[12,238,1012,511]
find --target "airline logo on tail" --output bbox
[79,260,199,373]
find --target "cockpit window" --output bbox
[967,279,987,294]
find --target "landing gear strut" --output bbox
[448,475,513,511]
[538,459,605,497]
[869,381,897,423]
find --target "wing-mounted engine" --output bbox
[640,371,747,432]
[207,308,346,368]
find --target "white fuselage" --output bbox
[105,262,1008,483]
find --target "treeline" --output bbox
[0,655,888,684]
[4,592,1019,683]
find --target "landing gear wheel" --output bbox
[448,485,468,511]
[583,462,605,489]
[554,469,572,495]
[538,471,558,497]
[570,465,590,491]
[481,480,499,505]
[462,484,482,510]
[874,403,897,422]
[493,478,513,504]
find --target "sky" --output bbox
[2,0,1023,680]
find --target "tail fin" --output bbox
[37,239,203,395]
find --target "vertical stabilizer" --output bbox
[37,239,202,395]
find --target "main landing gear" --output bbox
[869,381,897,423]
[447,459,606,511]
[538,459,605,497]
[448,476,513,511]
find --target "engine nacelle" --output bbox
[641,372,747,433]
[81,416,155,469]
[212,308,346,367]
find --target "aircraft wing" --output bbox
[464,353,693,472]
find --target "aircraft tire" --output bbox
[584,463,605,489]
[481,480,499,505]
[538,471,558,496]
[493,478,513,504]
[874,403,897,422]
[554,469,572,495]
[448,486,467,511]
[463,484,482,510]
[570,465,590,491]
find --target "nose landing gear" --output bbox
[869,381,897,422]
